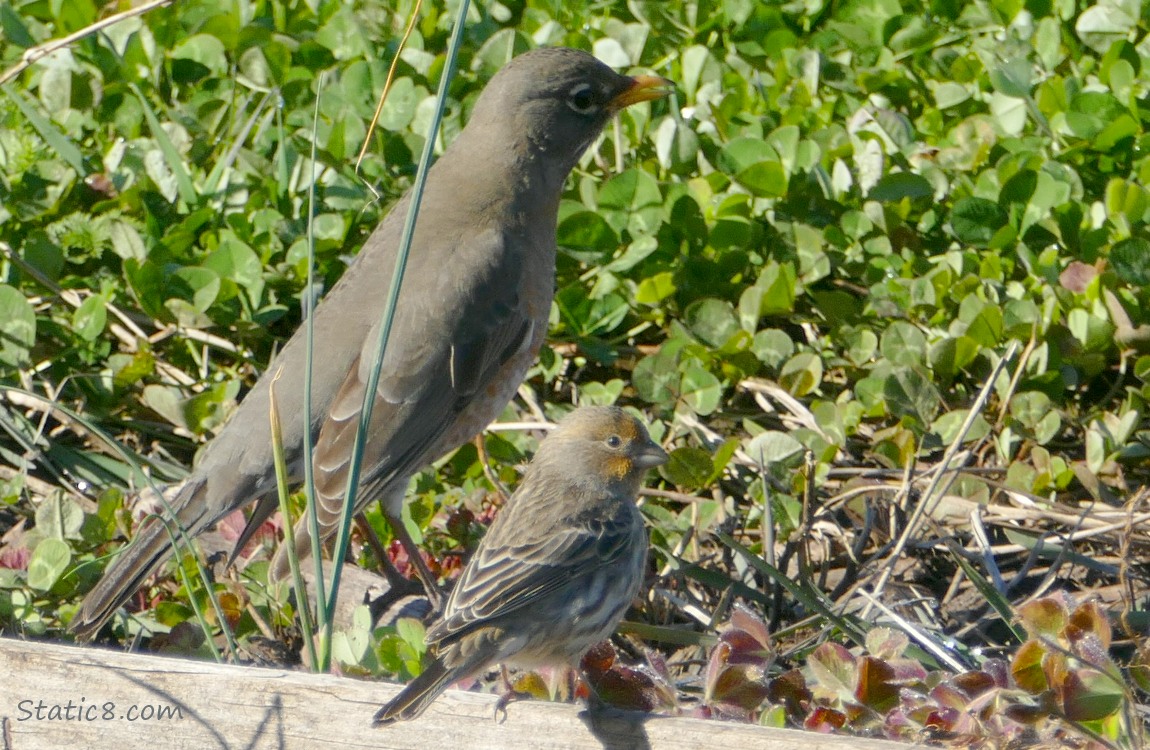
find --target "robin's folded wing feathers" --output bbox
[309,227,534,527]
[426,506,642,646]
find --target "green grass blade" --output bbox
[268,374,318,671]
[1,83,86,175]
[129,82,198,206]
[716,530,869,647]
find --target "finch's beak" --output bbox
[609,74,674,111]
[632,440,669,469]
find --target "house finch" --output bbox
[374,405,667,724]
[71,50,671,639]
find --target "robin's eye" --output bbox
[567,83,597,114]
[606,435,623,448]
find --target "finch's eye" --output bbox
[567,83,597,114]
[606,435,623,448]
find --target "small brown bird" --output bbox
[70,49,671,639]
[374,405,667,724]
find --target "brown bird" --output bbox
[374,405,667,724]
[70,49,671,639]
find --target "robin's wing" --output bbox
[308,226,535,531]
[426,501,644,646]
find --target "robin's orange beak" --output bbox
[609,74,674,111]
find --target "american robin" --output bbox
[71,48,671,640]
[373,405,667,724]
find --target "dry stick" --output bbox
[855,588,967,672]
[866,341,1020,612]
[1118,488,1149,638]
[354,0,424,177]
[741,379,834,443]
[0,0,174,86]
[473,433,511,503]
[641,486,711,504]
[973,512,1150,555]
[993,334,1035,429]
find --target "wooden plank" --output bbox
[0,638,923,749]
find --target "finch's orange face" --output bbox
[547,406,668,482]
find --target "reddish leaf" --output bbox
[583,643,677,712]
[728,602,772,649]
[856,656,899,712]
[767,668,812,719]
[591,666,661,711]
[1071,632,1119,678]
[581,640,616,678]
[1066,600,1111,649]
[1002,703,1044,725]
[804,706,847,733]
[1059,260,1096,292]
[930,682,971,710]
[982,658,1011,688]
[925,706,960,731]
[950,669,995,698]
[886,658,928,684]
[0,545,30,570]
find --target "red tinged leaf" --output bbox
[1017,595,1069,640]
[925,706,960,731]
[856,656,899,712]
[1002,703,1044,725]
[886,658,928,684]
[807,642,858,703]
[864,626,909,660]
[982,658,1011,688]
[1059,260,1096,292]
[581,640,617,679]
[0,545,30,570]
[582,642,677,712]
[929,682,971,710]
[708,663,771,713]
[1010,639,1048,694]
[950,669,996,699]
[804,706,847,733]
[728,602,772,649]
[1058,668,1124,722]
[767,669,812,719]
[1066,600,1111,650]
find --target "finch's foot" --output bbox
[493,666,536,723]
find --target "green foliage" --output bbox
[1,0,1149,742]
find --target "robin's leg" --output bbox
[381,498,445,611]
[354,515,423,599]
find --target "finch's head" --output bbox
[538,406,668,490]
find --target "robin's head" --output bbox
[460,48,672,184]
[535,405,667,493]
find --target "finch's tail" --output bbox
[374,659,466,725]
[70,478,209,640]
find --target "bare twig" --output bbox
[0,0,174,87]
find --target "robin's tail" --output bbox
[70,478,209,640]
